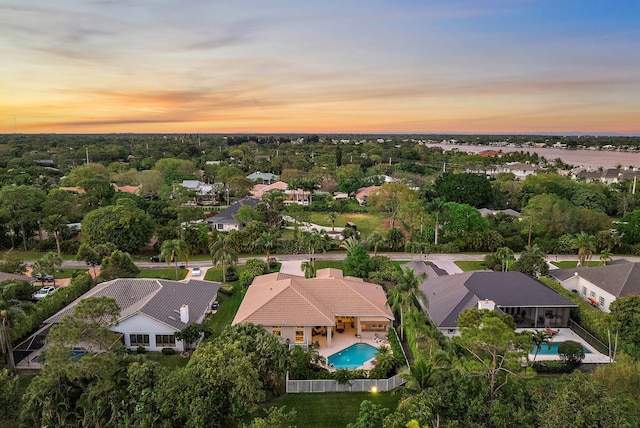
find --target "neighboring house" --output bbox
[574,168,639,185]
[113,185,141,194]
[550,261,640,313]
[247,171,279,184]
[233,268,394,348]
[0,272,37,284]
[179,179,222,202]
[251,181,289,199]
[45,278,220,352]
[406,261,577,336]
[355,185,380,205]
[495,162,538,180]
[206,196,260,231]
[478,208,522,218]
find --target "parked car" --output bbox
[150,255,160,262]
[34,273,54,282]
[192,267,201,277]
[33,286,56,300]
[211,301,219,310]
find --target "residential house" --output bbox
[550,261,640,313]
[496,162,539,180]
[0,272,37,284]
[406,261,577,336]
[247,171,279,184]
[574,168,639,185]
[251,181,289,199]
[478,208,522,218]
[206,196,260,231]
[355,185,380,205]
[44,278,220,352]
[233,268,394,347]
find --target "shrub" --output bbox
[161,347,175,355]
[60,240,80,255]
[136,346,147,354]
[558,340,585,366]
[218,283,234,295]
[239,258,267,288]
[532,360,575,374]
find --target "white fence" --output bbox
[286,373,405,393]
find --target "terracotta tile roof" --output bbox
[233,268,393,326]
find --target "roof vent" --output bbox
[574,272,578,276]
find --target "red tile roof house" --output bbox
[233,268,394,348]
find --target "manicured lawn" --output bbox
[140,352,190,369]
[307,212,388,237]
[313,260,345,270]
[203,281,244,338]
[52,268,88,279]
[137,268,188,280]
[551,260,604,269]
[454,260,485,271]
[261,392,399,428]
[0,250,76,261]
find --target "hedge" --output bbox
[10,273,93,342]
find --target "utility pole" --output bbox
[443,162,446,173]
[85,147,90,164]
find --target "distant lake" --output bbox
[425,143,640,170]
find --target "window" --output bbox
[156,334,176,347]
[582,287,587,295]
[447,329,456,335]
[272,330,281,336]
[295,328,304,343]
[590,291,596,298]
[599,296,605,307]
[130,334,149,347]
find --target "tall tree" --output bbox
[255,230,280,269]
[210,234,238,283]
[367,231,385,257]
[160,239,189,280]
[571,232,596,267]
[42,214,69,258]
[326,211,338,232]
[495,247,515,272]
[0,185,46,250]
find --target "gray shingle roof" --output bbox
[46,278,220,330]
[550,261,640,297]
[420,271,576,328]
[206,196,260,225]
[0,272,37,284]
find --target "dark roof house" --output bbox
[206,196,260,231]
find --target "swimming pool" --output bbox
[534,341,591,355]
[327,343,378,369]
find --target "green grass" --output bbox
[307,212,388,237]
[313,260,345,270]
[550,260,604,269]
[140,352,190,369]
[203,281,245,338]
[454,260,486,271]
[137,268,187,280]
[52,268,88,279]
[261,392,399,428]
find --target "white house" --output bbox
[44,278,220,352]
[550,261,640,313]
[206,196,260,231]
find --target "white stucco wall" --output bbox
[114,313,186,352]
[560,276,616,313]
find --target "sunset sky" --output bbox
[1,1,638,135]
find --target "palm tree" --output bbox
[530,330,552,366]
[572,232,596,267]
[256,230,280,270]
[209,234,238,283]
[430,198,446,245]
[42,214,68,258]
[340,236,358,251]
[39,252,62,286]
[398,358,443,411]
[367,231,385,257]
[302,230,330,269]
[599,249,613,266]
[326,212,338,232]
[160,239,189,280]
[389,268,427,341]
[495,247,515,272]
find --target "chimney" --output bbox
[180,305,189,323]
[477,299,495,311]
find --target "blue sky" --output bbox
[1,0,638,134]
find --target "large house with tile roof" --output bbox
[44,278,220,352]
[233,268,394,347]
[550,261,640,313]
[406,261,576,336]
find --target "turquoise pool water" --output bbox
[327,343,378,369]
[534,341,591,355]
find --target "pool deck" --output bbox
[520,328,612,364]
[313,326,387,370]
